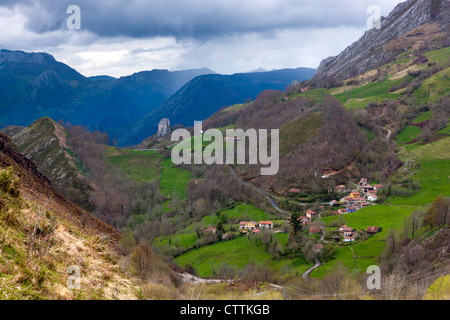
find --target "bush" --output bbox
[142,283,176,300]
[0,167,20,198]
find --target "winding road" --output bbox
[302,258,322,280]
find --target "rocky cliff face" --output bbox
[157,118,171,137]
[312,0,450,84]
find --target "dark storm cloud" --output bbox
[1,0,398,40]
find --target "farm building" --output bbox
[366,226,382,235]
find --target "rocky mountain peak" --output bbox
[0,49,56,66]
[312,0,450,84]
[157,118,171,137]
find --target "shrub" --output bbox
[142,283,176,300]
[0,167,20,197]
[424,275,450,300]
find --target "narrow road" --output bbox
[320,229,326,243]
[385,128,392,141]
[227,165,331,215]
[302,258,321,281]
[266,194,290,214]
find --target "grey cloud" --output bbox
[2,0,403,40]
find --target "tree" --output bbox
[424,196,449,228]
[424,275,450,300]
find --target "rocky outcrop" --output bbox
[312,0,450,84]
[157,118,171,137]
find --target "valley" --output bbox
[0,0,449,301]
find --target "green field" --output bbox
[333,77,403,109]
[408,137,450,160]
[160,167,192,198]
[107,148,162,182]
[388,158,450,206]
[425,47,450,66]
[222,103,249,113]
[413,110,433,124]
[413,67,450,104]
[314,205,417,278]
[321,205,417,235]
[396,125,422,144]
[180,203,276,233]
[174,235,312,278]
[154,233,198,249]
[311,235,387,278]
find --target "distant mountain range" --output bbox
[0,49,315,146]
[121,67,317,146]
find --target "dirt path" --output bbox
[302,258,321,281]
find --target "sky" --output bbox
[0,0,405,77]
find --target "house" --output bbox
[313,243,324,251]
[329,200,338,207]
[306,210,318,220]
[366,226,382,235]
[362,185,373,193]
[222,233,230,240]
[259,221,273,230]
[239,221,257,230]
[335,185,347,193]
[205,227,217,234]
[338,208,348,214]
[344,236,355,242]
[340,196,352,204]
[374,184,384,191]
[339,225,348,232]
[342,227,354,237]
[346,206,357,213]
[252,229,261,234]
[350,191,361,199]
[359,178,368,187]
[288,188,302,194]
[309,227,321,234]
[367,195,378,202]
[332,236,341,242]
[194,179,204,185]
[355,197,366,203]
[299,216,310,223]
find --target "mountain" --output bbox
[312,0,449,85]
[2,117,92,209]
[0,49,213,138]
[87,68,215,135]
[120,67,316,146]
[0,132,142,299]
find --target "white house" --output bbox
[259,221,274,230]
[368,195,378,202]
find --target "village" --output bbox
[203,178,384,246]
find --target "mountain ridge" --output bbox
[121,67,317,146]
[312,0,450,85]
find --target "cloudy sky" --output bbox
[0,0,405,77]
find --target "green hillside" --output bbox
[3,117,91,209]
